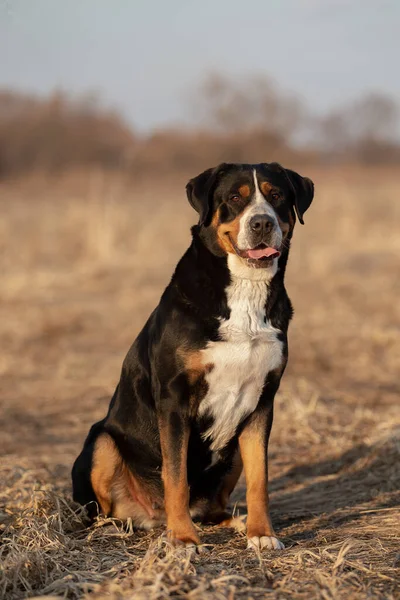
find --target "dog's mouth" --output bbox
[243,243,281,261]
[226,235,281,267]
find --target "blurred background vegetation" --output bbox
[1,72,399,179]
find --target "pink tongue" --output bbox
[247,247,280,260]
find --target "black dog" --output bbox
[72,162,314,551]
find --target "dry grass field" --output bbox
[1,167,399,599]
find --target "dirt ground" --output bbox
[1,168,399,599]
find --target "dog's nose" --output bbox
[249,214,274,234]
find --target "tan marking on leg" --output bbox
[159,420,200,545]
[91,433,164,527]
[112,466,164,527]
[90,433,121,516]
[239,417,275,539]
[124,467,161,518]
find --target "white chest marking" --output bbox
[199,267,283,451]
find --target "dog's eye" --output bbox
[271,192,280,201]
[229,194,241,202]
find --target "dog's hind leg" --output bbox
[90,432,121,516]
[72,421,107,516]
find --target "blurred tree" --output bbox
[318,93,399,163]
[350,93,398,142]
[0,89,136,176]
[196,72,304,144]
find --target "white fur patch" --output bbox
[198,263,283,451]
[237,170,282,251]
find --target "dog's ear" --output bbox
[284,169,314,224]
[186,163,226,226]
[269,163,314,224]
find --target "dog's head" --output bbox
[186,163,314,269]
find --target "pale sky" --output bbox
[1,0,399,131]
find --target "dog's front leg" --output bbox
[158,407,200,546]
[239,390,284,551]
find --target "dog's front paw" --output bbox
[167,525,201,548]
[247,535,285,551]
[167,530,210,555]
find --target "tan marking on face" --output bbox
[211,207,243,255]
[238,184,251,198]
[277,215,290,239]
[260,181,273,196]
[277,206,295,240]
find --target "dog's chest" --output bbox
[198,277,283,451]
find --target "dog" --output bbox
[72,162,314,551]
